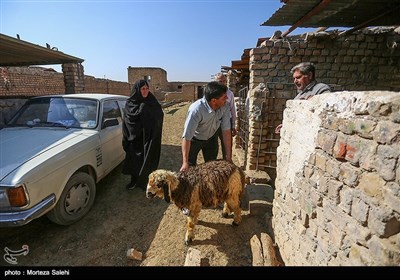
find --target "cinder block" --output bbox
[246,184,274,216]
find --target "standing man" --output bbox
[275,62,331,134]
[180,81,231,172]
[215,72,237,160]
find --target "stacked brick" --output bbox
[62,63,85,93]
[0,66,65,96]
[272,91,400,265]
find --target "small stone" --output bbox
[126,248,143,261]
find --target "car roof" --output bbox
[31,93,128,101]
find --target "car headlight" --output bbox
[0,185,28,208]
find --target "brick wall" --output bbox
[84,75,131,95]
[0,66,207,125]
[0,66,131,124]
[240,28,400,181]
[272,91,400,265]
[0,67,65,96]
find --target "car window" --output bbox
[65,99,98,128]
[8,97,98,129]
[102,100,122,126]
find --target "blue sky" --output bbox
[1,0,312,82]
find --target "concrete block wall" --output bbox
[272,91,400,265]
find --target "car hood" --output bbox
[0,127,94,182]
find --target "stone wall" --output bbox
[272,91,400,265]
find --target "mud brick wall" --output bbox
[83,75,131,95]
[127,67,169,95]
[241,28,400,181]
[273,91,400,266]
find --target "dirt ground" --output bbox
[0,102,274,267]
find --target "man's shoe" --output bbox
[126,182,137,190]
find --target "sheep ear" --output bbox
[162,182,170,203]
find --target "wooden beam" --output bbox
[282,0,333,37]
[338,4,400,37]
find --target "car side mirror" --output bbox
[102,118,119,129]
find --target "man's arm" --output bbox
[221,129,232,162]
[180,138,191,172]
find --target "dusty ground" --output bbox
[0,102,274,267]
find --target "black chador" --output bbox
[122,80,164,190]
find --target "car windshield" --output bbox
[7,97,99,129]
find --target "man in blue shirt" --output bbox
[180,81,231,172]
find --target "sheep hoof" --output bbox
[232,221,239,227]
[221,212,229,218]
[185,239,192,246]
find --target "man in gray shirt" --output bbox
[275,62,331,134]
[180,81,231,172]
[292,62,331,100]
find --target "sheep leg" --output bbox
[184,208,200,245]
[232,206,242,226]
[222,202,230,218]
[185,216,196,245]
[225,198,242,226]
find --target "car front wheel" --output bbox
[47,172,96,225]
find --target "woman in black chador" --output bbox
[122,79,164,190]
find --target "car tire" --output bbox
[47,172,96,225]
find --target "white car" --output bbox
[0,93,128,226]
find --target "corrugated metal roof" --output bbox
[0,33,84,66]
[262,0,400,28]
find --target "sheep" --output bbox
[146,160,246,245]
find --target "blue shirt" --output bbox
[182,97,231,141]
